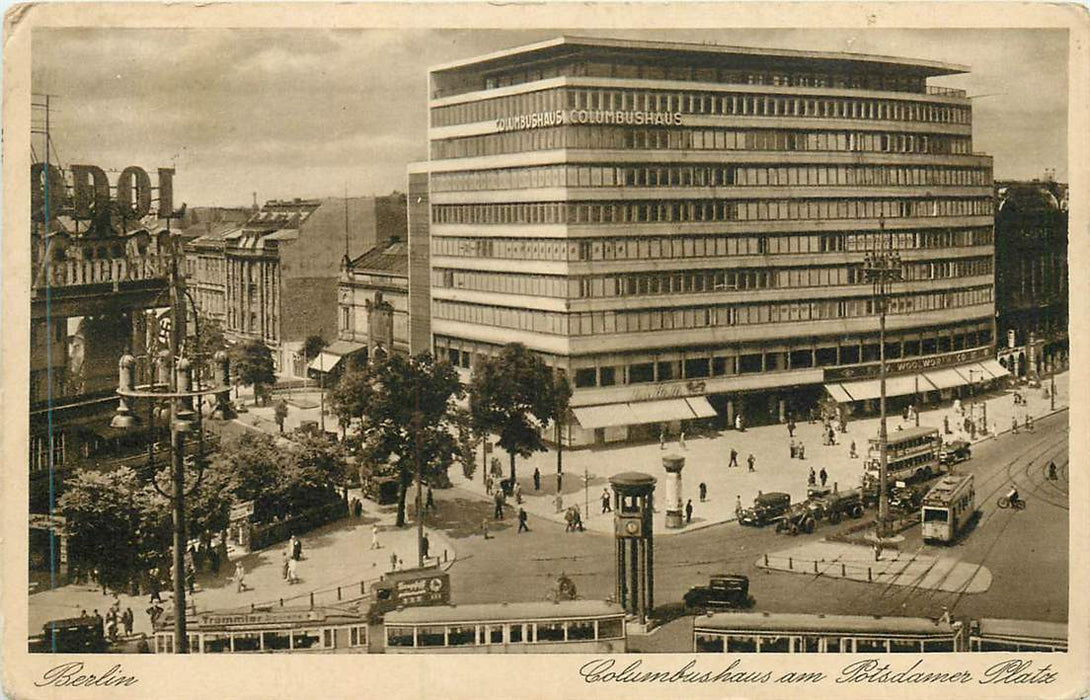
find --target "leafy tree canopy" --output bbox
[229,340,276,390]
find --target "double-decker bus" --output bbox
[921,473,976,543]
[969,619,1067,652]
[383,600,626,654]
[152,605,370,654]
[693,611,962,653]
[863,426,942,489]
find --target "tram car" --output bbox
[921,473,975,543]
[968,618,1067,652]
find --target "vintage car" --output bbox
[775,502,818,535]
[939,439,972,466]
[889,483,930,513]
[683,574,752,610]
[739,492,791,526]
[810,488,866,523]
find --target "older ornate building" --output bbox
[994,178,1068,377]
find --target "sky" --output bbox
[32,28,1068,207]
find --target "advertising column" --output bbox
[663,455,684,528]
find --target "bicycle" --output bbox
[996,496,1027,510]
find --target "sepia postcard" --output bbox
[2,2,1088,698]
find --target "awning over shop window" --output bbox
[836,374,935,402]
[574,397,708,430]
[308,352,344,372]
[978,359,1011,379]
[572,404,636,430]
[307,341,367,373]
[627,398,700,425]
[685,396,718,419]
[824,383,855,404]
[923,368,969,390]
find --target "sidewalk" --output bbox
[450,371,1068,537]
[755,541,993,593]
[28,498,455,639]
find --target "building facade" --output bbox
[422,37,1000,445]
[338,237,410,360]
[993,178,1068,378]
[216,194,405,375]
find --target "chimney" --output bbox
[251,192,258,212]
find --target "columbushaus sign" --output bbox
[31,163,176,225]
[495,109,684,132]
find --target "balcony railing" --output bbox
[926,85,968,98]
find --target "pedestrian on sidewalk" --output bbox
[699,482,707,502]
[123,608,133,636]
[573,504,585,532]
[287,556,298,584]
[659,425,667,449]
[1026,414,1034,432]
[422,533,430,560]
[481,518,491,540]
[788,419,796,438]
[426,486,436,511]
[820,467,828,487]
[790,438,797,459]
[944,415,950,434]
[873,541,882,562]
[735,495,743,519]
[493,490,505,520]
[371,524,381,550]
[747,453,756,472]
[1011,416,1019,434]
[601,488,612,513]
[679,430,687,449]
[234,562,247,593]
[533,468,541,491]
[729,448,739,468]
[282,551,290,580]
[514,481,522,505]
[390,552,399,571]
[808,468,816,486]
[557,472,563,493]
[736,414,745,432]
[485,474,493,495]
[797,441,805,460]
[518,507,530,533]
[685,499,693,524]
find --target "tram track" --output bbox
[864,427,1067,615]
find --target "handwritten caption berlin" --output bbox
[578,658,1058,686]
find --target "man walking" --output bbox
[788,419,796,438]
[685,499,694,524]
[808,467,816,486]
[518,507,530,533]
[601,488,612,513]
[747,453,756,472]
[734,495,743,520]
[820,467,828,487]
[422,533,430,560]
[533,468,541,491]
[698,482,707,502]
[371,524,381,550]
[729,448,739,469]
[426,485,436,512]
[494,490,505,519]
[481,518,491,540]
[659,425,667,449]
[679,430,687,449]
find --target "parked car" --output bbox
[739,492,791,526]
[889,483,929,514]
[939,439,972,466]
[810,488,865,523]
[775,502,818,535]
[683,574,752,610]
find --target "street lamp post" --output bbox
[1051,373,1056,411]
[113,237,228,654]
[862,216,902,540]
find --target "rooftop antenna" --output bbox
[343,182,351,263]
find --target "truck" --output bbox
[810,488,865,524]
[774,502,818,535]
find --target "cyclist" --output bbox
[1005,486,1021,508]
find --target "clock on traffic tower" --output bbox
[609,472,656,626]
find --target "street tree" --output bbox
[190,312,227,377]
[344,352,465,527]
[302,333,328,366]
[229,340,276,405]
[469,343,558,483]
[329,367,373,435]
[58,468,143,593]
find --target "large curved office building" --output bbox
[416,36,1002,445]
